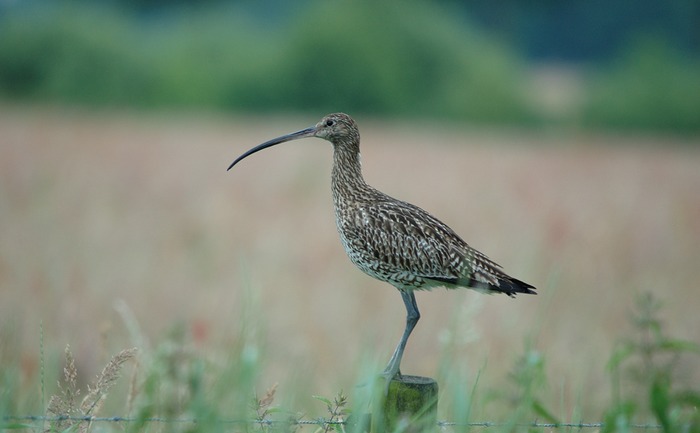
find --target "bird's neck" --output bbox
[331,145,370,208]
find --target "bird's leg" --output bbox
[382,290,420,381]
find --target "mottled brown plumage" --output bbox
[228,113,535,380]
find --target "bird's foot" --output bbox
[380,367,402,395]
[381,366,400,381]
[382,355,402,379]
[380,370,400,381]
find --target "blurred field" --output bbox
[1,105,699,419]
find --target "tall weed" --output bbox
[604,293,700,432]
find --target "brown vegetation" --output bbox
[1,105,698,417]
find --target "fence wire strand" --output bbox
[3,415,665,430]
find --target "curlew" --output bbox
[228,113,535,381]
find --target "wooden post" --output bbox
[380,375,438,432]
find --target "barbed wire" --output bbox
[2,415,665,430]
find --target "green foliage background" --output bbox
[0,0,698,132]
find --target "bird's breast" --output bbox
[332,202,437,289]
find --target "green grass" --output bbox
[2,293,698,432]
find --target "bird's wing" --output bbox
[337,196,537,296]
[338,198,481,283]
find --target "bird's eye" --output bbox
[325,119,335,127]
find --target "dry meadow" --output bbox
[1,105,699,420]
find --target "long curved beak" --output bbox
[227,126,317,171]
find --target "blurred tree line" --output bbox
[111,0,700,62]
[0,0,698,133]
[444,0,698,62]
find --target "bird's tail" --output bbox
[495,277,536,297]
[428,274,536,297]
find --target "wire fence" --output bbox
[3,415,666,431]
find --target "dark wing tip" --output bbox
[500,277,537,297]
[427,275,536,297]
[463,276,536,297]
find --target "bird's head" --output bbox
[313,113,358,143]
[227,113,359,171]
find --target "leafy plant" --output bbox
[313,392,349,433]
[495,346,561,432]
[604,293,700,432]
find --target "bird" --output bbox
[227,113,536,381]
